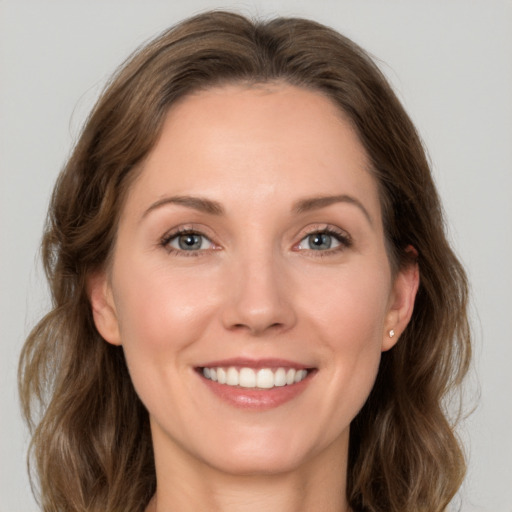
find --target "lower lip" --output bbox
[199,372,314,410]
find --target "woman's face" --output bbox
[91,84,417,476]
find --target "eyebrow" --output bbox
[142,195,225,219]
[293,194,373,226]
[141,193,373,225]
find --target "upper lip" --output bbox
[197,358,312,370]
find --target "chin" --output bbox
[194,425,346,477]
[207,449,308,477]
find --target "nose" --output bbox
[221,251,297,336]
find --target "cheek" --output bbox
[109,258,224,426]
[300,261,391,411]
[303,258,392,344]
[112,257,219,358]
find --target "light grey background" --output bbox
[1,1,511,511]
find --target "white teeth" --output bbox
[226,367,239,386]
[256,368,274,389]
[202,366,309,389]
[217,367,227,384]
[294,369,307,383]
[286,368,296,385]
[274,368,287,387]
[239,368,256,388]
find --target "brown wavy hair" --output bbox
[19,10,471,512]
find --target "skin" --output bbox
[90,83,419,512]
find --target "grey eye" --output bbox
[297,232,341,251]
[168,233,213,251]
[179,234,202,250]
[307,233,334,250]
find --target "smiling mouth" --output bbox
[200,366,311,389]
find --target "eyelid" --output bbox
[293,224,353,252]
[160,225,220,255]
[158,223,352,255]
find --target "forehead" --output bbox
[124,83,381,221]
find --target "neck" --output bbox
[147,436,351,512]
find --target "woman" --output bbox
[19,10,471,512]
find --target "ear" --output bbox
[87,271,121,346]
[382,248,420,351]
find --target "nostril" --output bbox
[229,321,284,336]
[221,287,297,335]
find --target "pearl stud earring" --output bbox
[389,329,395,338]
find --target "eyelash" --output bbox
[294,226,352,256]
[160,228,216,257]
[160,225,352,256]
